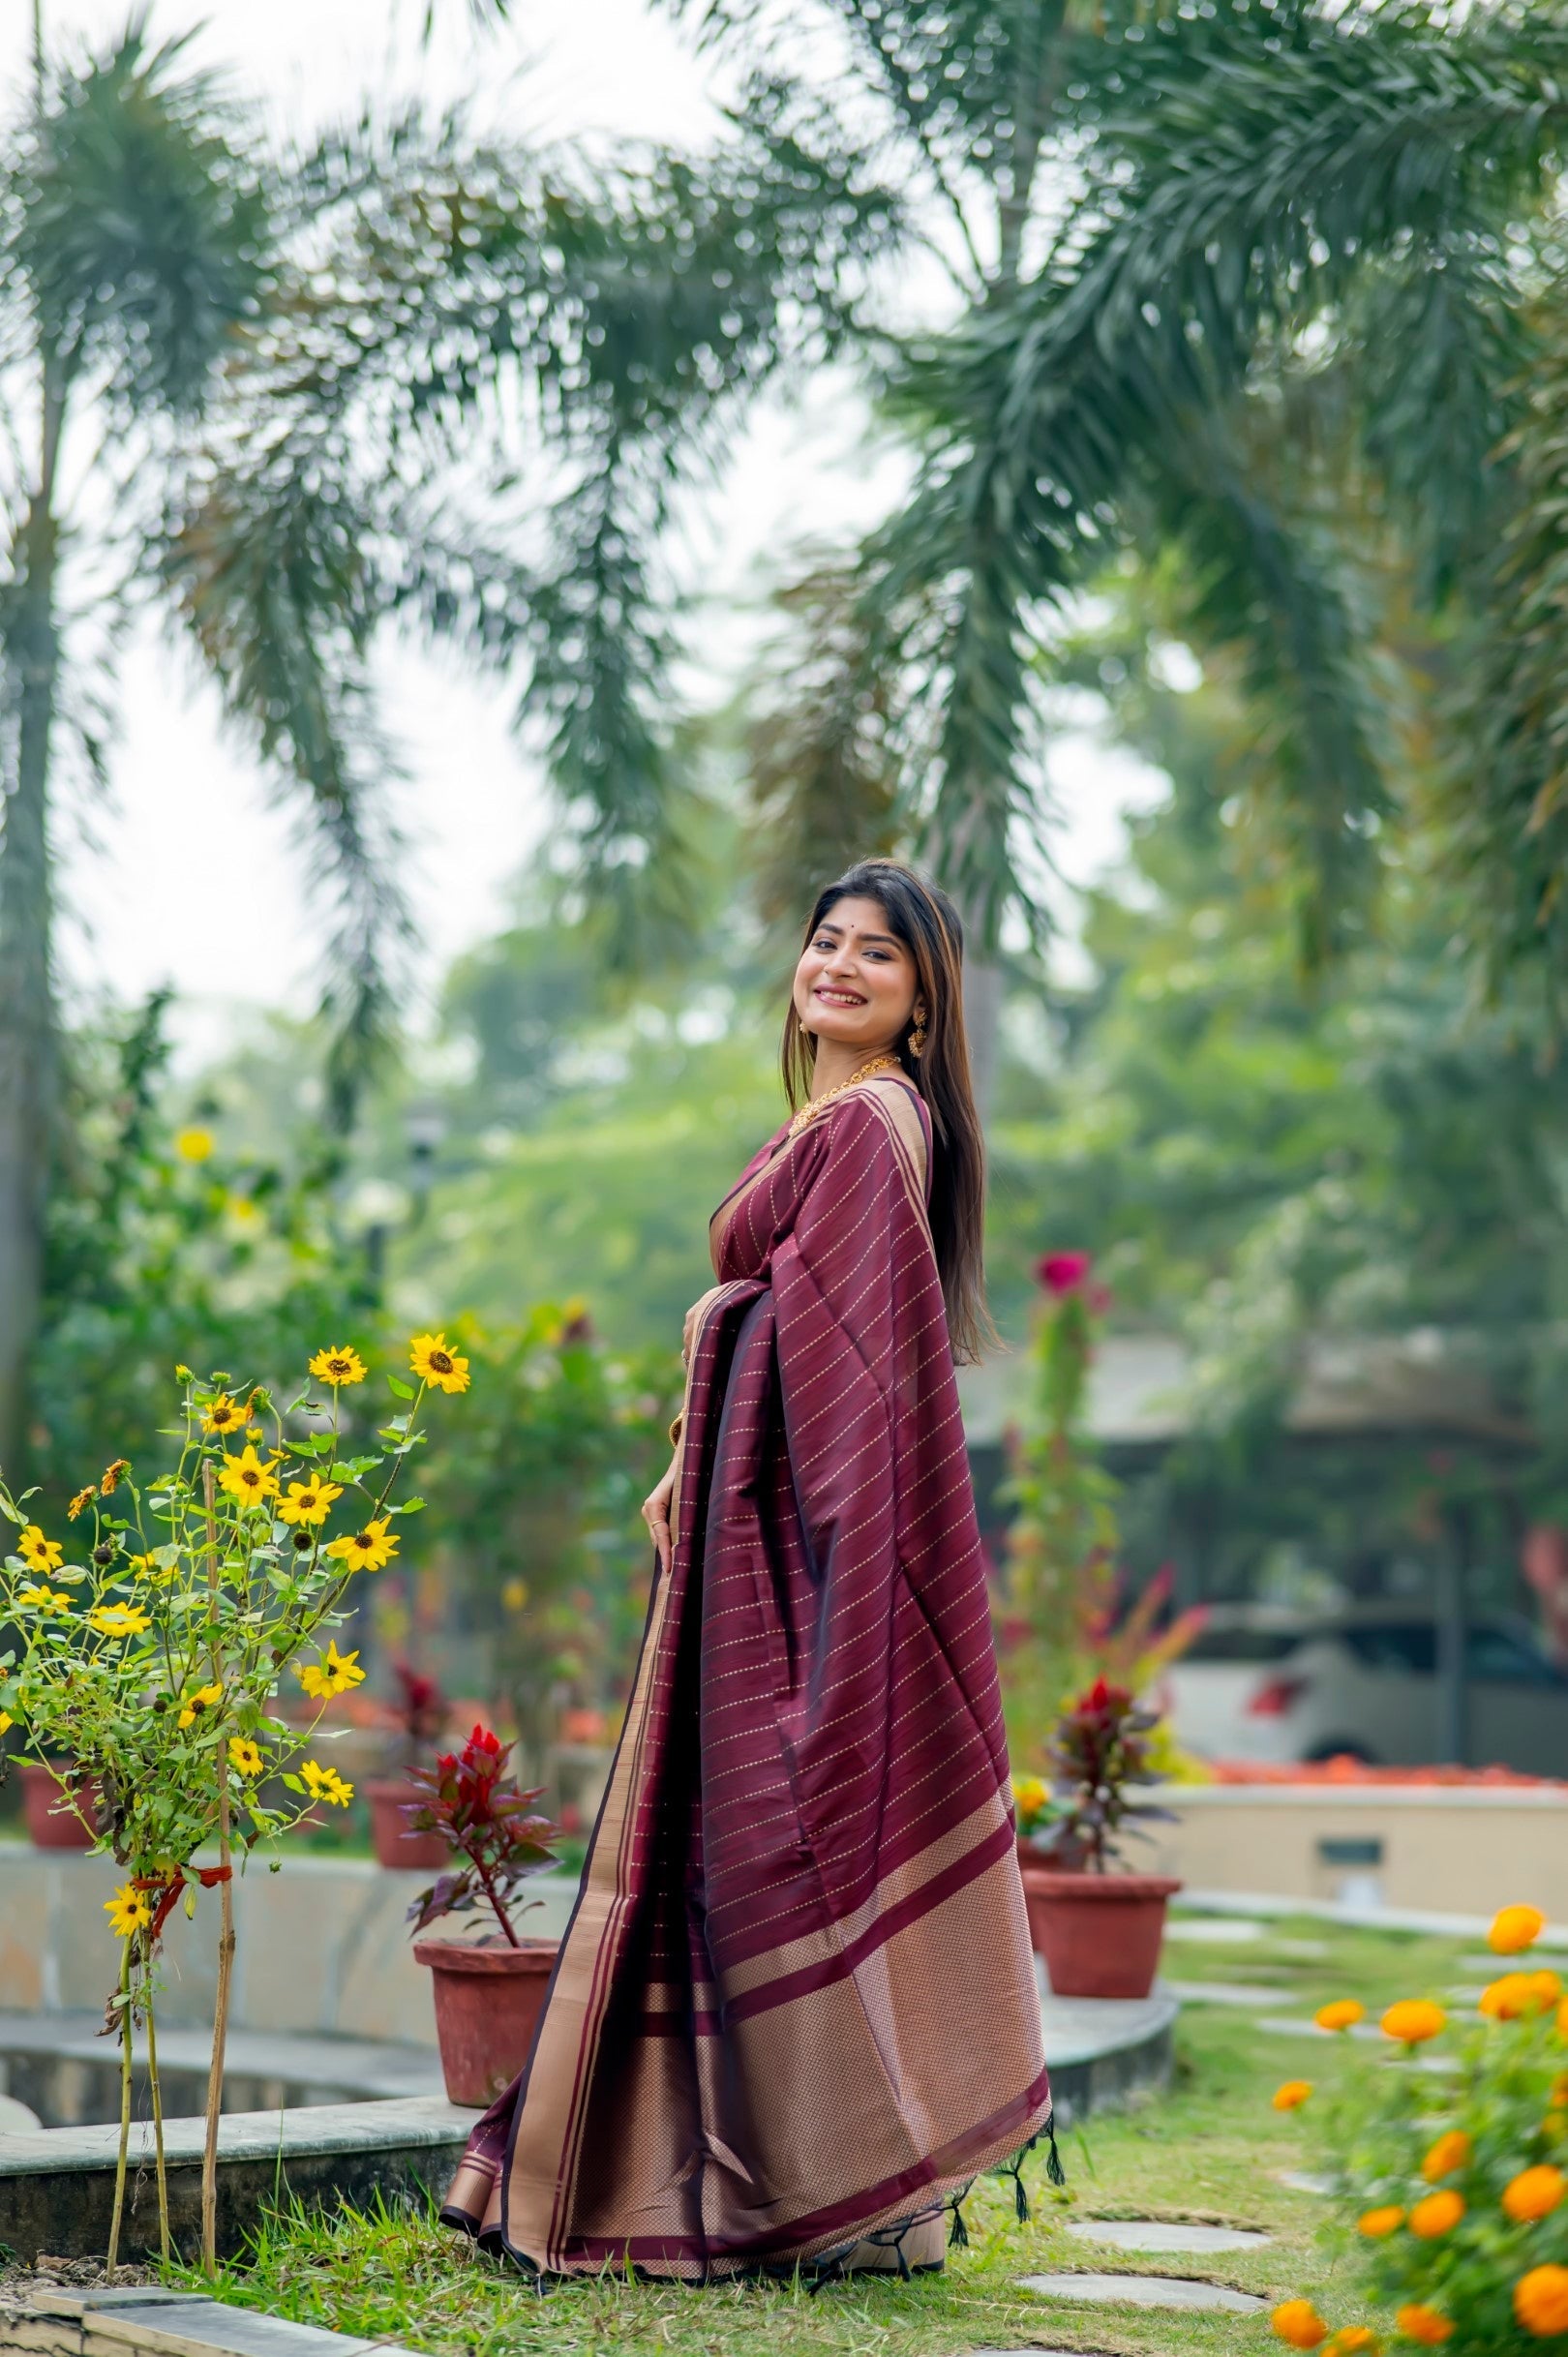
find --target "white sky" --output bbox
[6,0,1165,1054]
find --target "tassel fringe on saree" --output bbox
[439,1073,1051,2278]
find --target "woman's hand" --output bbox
[642,1453,678,1575]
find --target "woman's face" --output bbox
[793,895,920,1056]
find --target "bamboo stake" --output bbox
[144,1962,171,2265]
[200,1460,235,2276]
[106,1938,133,2279]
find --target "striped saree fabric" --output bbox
[439,1073,1051,2277]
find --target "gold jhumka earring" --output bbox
[909,1005,927,1059]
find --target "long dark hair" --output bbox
[781,858,995,1363]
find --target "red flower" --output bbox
[1036,1251,1092,1296]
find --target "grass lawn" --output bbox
[186,1913,1483,2356]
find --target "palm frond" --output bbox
[13,22,268,415]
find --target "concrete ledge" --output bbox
[0,2097,473,2265]
[1039,1984,1178,2126]
[0,2286,423,2357]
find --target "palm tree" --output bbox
[675,0,1568,1047]
[0,18,902,1471]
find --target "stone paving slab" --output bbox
[0,2285,424,2357]
[1019,2271,1267,2312]
[1162,1978,1285,2009]
[1066,2219,1272,2254]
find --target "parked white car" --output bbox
[1161,1604,1568,1776]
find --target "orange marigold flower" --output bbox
[1315,2000,1366,2033]
[1272,2300,1330,2349]
[1322,2333,1380,2356]
[1558,1997,1568,2043]
[1358,2205,1404,2237]
[1516,2263,1568,2337]
[1381,2000,1447,2045]
[1273,2079,1313,2111]
[1492,1904,1549,1954]
[1408,2190,1464,2239]
[1483,1971,1561,2020]
[1396,2307,1453,2345]
[1421,2130,1471,2182]
[1506,2166,1567,2223]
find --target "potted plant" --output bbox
[17,1757,100,1849]
[1012,1769,1087,1874]
[366,1660,450,1869]
[1019,1676,1182,2000]
[407,1722,562,2105]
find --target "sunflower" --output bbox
[174,1126,214,1163]
[217,1444,281,1510]
[324,1519,398,1574]
[300,1758,353,1807]
[278,1470,343,1528]
[297,1640,365,1700]
[309,1345,367,1388]
[104,1885,154,1940]
[16,1583,72,1614]
[99,1459,131,1496]
[228,1738,263,1779]
[87,1602,152,1640]
[0,1711,14,1736]
[201,1393,246,1435]
[408,1331,470,1395]
[67,1487,96,1521]
[17,1526,63,1573]
[178,1680,224,1730]
[128,1551,179,1586]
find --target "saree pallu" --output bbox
[441,1073,1050,2278]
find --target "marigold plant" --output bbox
[1273,1906,1568,2353]
[0,1334,467,2271]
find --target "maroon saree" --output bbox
[440,1073,1051,2277]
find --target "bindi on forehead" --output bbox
[817,898,905,951]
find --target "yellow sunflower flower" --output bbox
[0,1711,14,1736]
[174,1126,214,1163]
[128,1551,179,1586]
[104,1885,154,1940]
[16,1583,72,1614]
[87,1602,152,1640]
[278,1471,343,1528]
[309,1345,367,1388]
[228,1738,263,1779]
[200,1393,246,1435]
[300,1758,353,1807]
[17,1526,63,1573]
[178,1680,224,1730]
[408,1331,470,1395]
[324,1519,398,1574]
[217,1444,281,1510]
[99,1459,131,1496]
[67,1487,96,1521]
[297,1640,365,1700]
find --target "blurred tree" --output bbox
[0,15,903,1472]
[672,0,1568,1070]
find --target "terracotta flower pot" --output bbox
[1017,1832,1087,1875]
[18,1761,99,1851]
[1019,1868,1182,2001]
[413,1937,560,2105]
[366,1777,449,1871]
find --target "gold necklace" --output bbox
[788,1053,902,1139]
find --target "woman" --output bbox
[440,858,1052,2279]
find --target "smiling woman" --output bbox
[437,858,1053,2281]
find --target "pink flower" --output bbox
[1037,1251,1092,1296]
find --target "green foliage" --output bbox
[416,1308,677,1749]
[32,998,375,1512]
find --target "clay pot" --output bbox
[366,1778,449,1871]
[1017,1832,1087,1875]
[19,1760,99,1850]
[1019,1868,1182,2001]
[413,1937,560,2105]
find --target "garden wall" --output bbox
[1146,1782,1568,1918]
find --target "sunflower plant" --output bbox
[1270,1906,1568,2351]
[0,1327,470,2273]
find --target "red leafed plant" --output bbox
[1043,1676,1177,1873]
[404,1723,558,1946]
